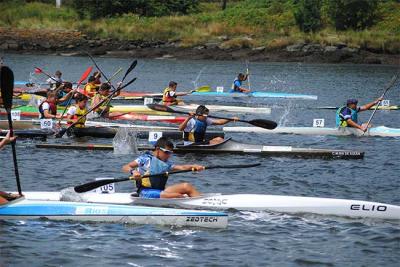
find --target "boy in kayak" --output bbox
[231,73,250,93]
[66,93,89,128]
[90,83,121,118]
[38,91,61,119]
[179,105,239,145]
[84,76,98,97]
[56,82,75,106]
[122,137,204,199]
[162,81,191,106]
[336,97,383,132]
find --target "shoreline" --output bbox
[1,28,399,65]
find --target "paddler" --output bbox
[162,81,190,106]
[56,81,75,107]
[336,97,383,132]
[83,76,98,97]
[90,83,120,118]
[66,93,89,128]
[179,105,239,145]
[38,91,61,119]
[231,73,250,93]
[46,70,63,89]
[122,137,204,199]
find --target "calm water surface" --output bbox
[0,54,399,266]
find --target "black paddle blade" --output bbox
[119,77,137,90]
[0,66,14,110]
[248,119,277,130]
[55,128,67,138]
[74,177,129,193]
[122,60,137,82]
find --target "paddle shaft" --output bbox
[35,67,58,83]
[364,74,399,130]
[1,66,22,194]
[246,60,251,91]
[74,163,261,193]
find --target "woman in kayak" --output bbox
[336,97,383,132]
[179,105,239,145]
[122,137,204,199]
[230,73,250,93]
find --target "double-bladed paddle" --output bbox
[55,77,137,138]
[363,73,399,133]
[74,163,261,193]
[87,53,138,117]
[0,66,22,194]
[147,103,277,130]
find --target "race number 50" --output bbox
[313,118,325,128]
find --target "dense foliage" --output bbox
[294,0,322,32]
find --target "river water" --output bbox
[1,54,399,266]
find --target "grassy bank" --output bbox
[0,0,399,53]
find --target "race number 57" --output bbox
[313,118,325,128]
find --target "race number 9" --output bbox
[313,118,325,128]
[149,131,162,143]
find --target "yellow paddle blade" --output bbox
[195,86,211,92]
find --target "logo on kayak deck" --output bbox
[201,198,228,206]
[186,216,219,223]
[350,204,387,211]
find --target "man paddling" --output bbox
[122,137,204,198]
[162,81,191,106]
[38,91,61,119]
[179,105,239,145]
[336,98,383,132]
[231,73,250,93]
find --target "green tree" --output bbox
[327,0,379,30]
[294,0,322,32]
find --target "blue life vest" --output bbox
[57,91,70,106]
[230,78,242,93]
[336,106,358,127]
[184,118,208,143]
[135,152,172,193]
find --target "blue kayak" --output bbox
[191,91,318,100]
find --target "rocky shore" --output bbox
[1,28,398,64]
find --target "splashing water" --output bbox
[191,66,206,89]
[278,100,294,127]
[112,127,139,155]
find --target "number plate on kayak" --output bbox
[262,146,292,152]
[93,178,115,194]
[40,119,53,129]
[11,110,21,121]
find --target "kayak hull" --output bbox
[223,126,400,137]
[0,198,227,228]
[22,192,400,220]
[35,138,364,159]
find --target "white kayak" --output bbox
[0,197,227,228]
[22,192,400,220]
[223,126,400,137]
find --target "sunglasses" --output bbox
[159,147,173,154]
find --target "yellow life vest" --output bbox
[68,105,87,128]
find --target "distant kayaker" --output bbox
[231,73,250,93]
[162,81,190,106]
[38,91,61,119]
[179,105,239,145]
[336,97,383,132]
[46,70,63,89]
[122,137,204,199]
[66,93,89,128]
[0,131,16,150]
[90,83,120,118]
[0,191,21,205]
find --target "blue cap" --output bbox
[346,98,358,105]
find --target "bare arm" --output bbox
[359,98,383,111]
[346,119,364,131]
[122,160,139,173]
[211,117,239,126]
[178,114,194,131]
[172,164,204,171]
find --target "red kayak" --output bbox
[109,113,185,124]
